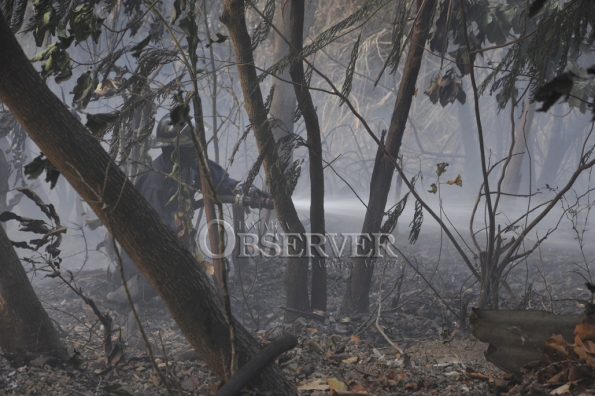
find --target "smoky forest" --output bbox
[2,0,595,395]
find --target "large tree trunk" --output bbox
[340,0,436,314]
[0,224,67,360]
[221,0,311,319]
[0,14,297,393]
[0,144,9,222]
[289,0,326,312]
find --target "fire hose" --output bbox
[192,194,274,210]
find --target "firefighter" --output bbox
[106,114,266,307]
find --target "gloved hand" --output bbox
[234,183,271,207]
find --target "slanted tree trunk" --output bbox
[0,14,297,393]
[221,0,311,319]
[0,224,67,360]
[340,0,436,314]
[0,145,9,221]
[289,0,326,312]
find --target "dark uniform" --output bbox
[118,154,240,281]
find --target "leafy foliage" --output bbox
[340,33,361,106]
[479,0,594,109]
[29,35,74,82]
[86,111,121,136]
[0,187,65,260]
[408,199,423,245]
[383,0,408,77]
[24,153,61,189]
[380,192,409,234]
[68,5,104,44]
[250,0,275,51]
[256,0,391,85]
[424,68,466,107]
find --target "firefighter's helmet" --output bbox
[152,115,194,148]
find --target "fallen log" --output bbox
[470,308,582,373]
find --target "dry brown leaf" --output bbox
[332,391,369,396]
[546,369,567,383]
[327,377,348,392]
[297,379,330,391]
[351,384,369,394]
[405,383,418,390]
[551,383,571,394]
[546,335,570,355]
[583,339,595,354]
[446,174,462,187]
[575,323,595,343]
[468,372,490,381]
[350,335,361,344]
[342,356,358,364]
[202,261,214,276]
[569,365,592,381]
[573,345,595,367]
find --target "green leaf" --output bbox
[85,111,120,136]
[30,45,57,62]
[170,91,190,125]
[69,5,104,44]
[130,35,151,58]
[71,70,97,109]
[170,0,186,24]
[528,0,548,18]
[24,154,47,180]
[24,154,61,189]
[178,14,197,38]
[534,72,575,112]
[206,32,228,47]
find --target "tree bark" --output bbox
[457,100,481,188]
[340,0,436,314]
[0,14,297,393]
[289,0,326,312]
[0,144,9,222]
[0,224,67,360]
[270,0,296,152]
[221,0,311,319]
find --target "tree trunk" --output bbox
[0,144,9,223]
[536,105,577,189]
[0,14,297,393]
[501,98,535,197]
[289,0,326,312]
[221,0,311,319]
[340,0,436,314]
[270,0,296,153]
[0,224,67,360]
[457,100,481,188]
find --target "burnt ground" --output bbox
[1,230,594,396]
